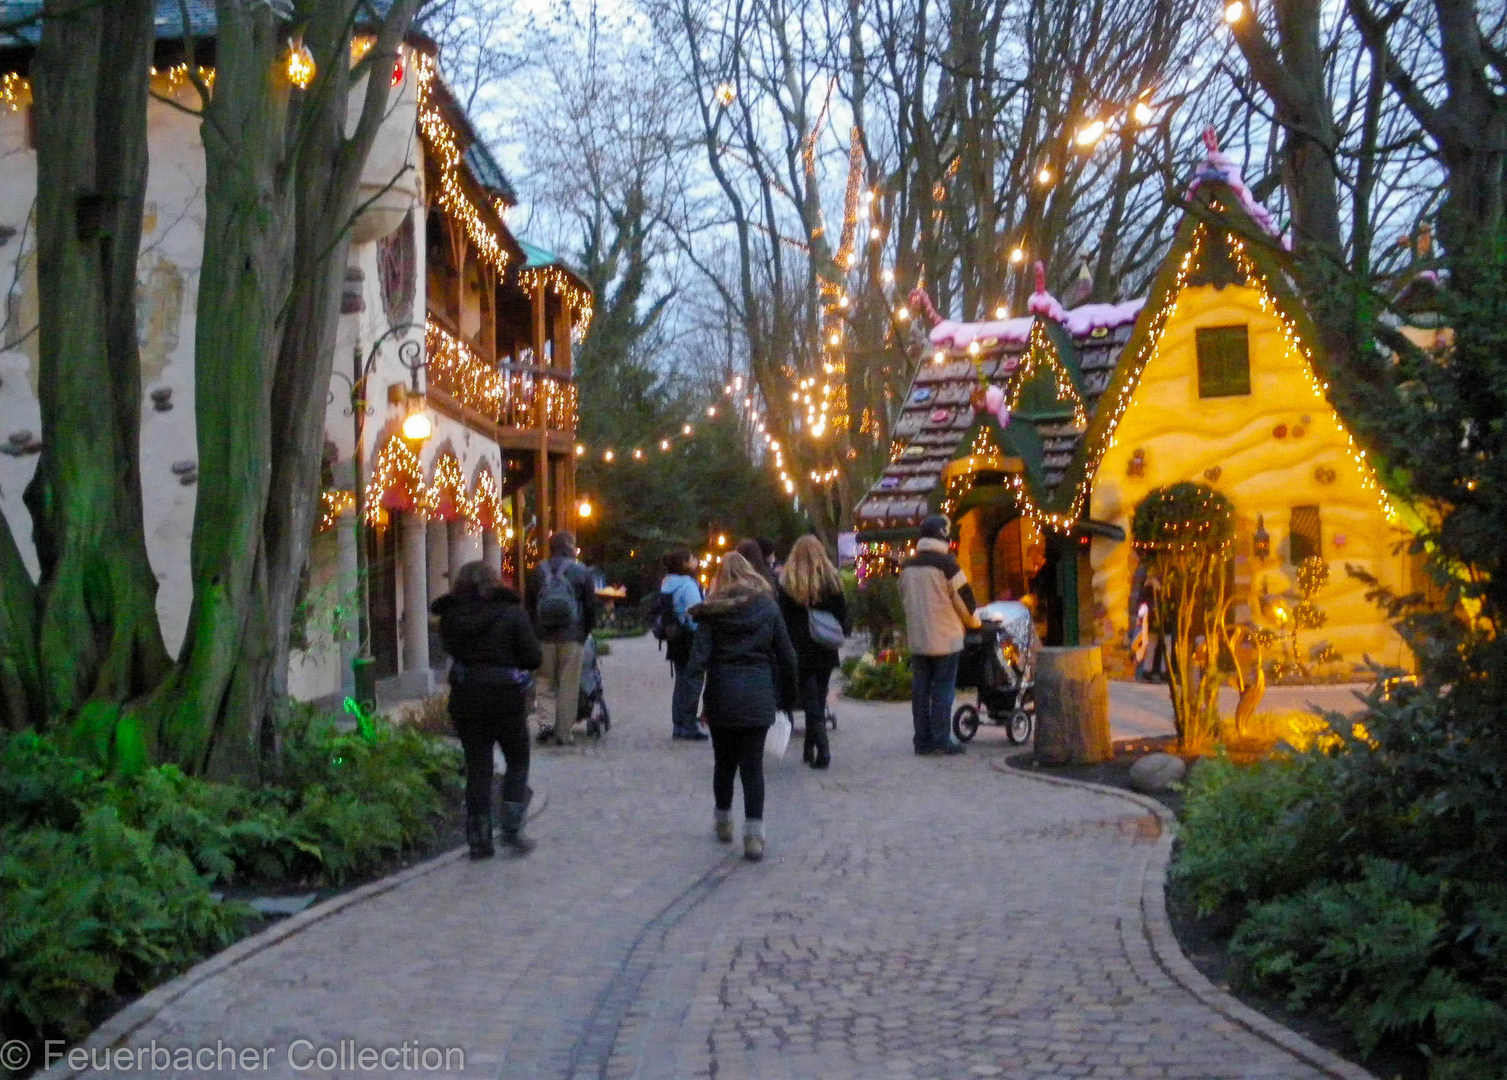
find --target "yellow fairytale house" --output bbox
[855,136,1418,673]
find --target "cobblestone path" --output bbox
[72,634,1359,1080]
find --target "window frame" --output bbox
[1195,324,1252,399]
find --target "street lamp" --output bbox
[331,321,427,712]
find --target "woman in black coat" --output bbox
[685,551,798,861]
[776,535,851,769]
[432,560,543,859]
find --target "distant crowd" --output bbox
[429,512,986,864]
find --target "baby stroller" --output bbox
[952,601,1037,745]
[536,634,611,742]
[578,634,611,737]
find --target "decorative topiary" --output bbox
[1132,482,1235,750]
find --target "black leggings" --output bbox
[452,698,531,814]
[710,725,768,820]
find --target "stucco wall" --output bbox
[0,61,514,704]
[1090,283,1413,671]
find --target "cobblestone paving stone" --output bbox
[72,634,1349,1080]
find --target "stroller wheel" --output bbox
[952,704,980,743]
[1005,708,1033,745]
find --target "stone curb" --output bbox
[996,759,1378,1080]
[36,788,550,1080]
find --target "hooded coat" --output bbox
[431,584,543,722]
[685,586,799,728]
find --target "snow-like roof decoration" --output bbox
[925,261,1145,353]
[1187,127,1282,242]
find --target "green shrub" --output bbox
[843,654,912,701]
[0,716,462,1058]
[1230,859,1507,1073]
[1172,751,1347,917]
[0,808,245,1045]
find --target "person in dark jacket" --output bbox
[433,560,543,859]
[685,551,798,861]
[776,535,850,770]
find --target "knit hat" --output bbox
[918,514,951,540]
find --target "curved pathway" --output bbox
[64,634,1367,1080]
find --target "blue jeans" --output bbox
[911,652,961,750]
[671,659,705,735]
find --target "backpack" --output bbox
[649,590,680,643]
[535,560,581,636]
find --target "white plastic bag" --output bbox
[764,713,792,760]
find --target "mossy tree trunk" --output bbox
[2,0,171,733]
[143,0,420,779]
[0,1,419,772]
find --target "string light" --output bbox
[1075,119,1106,147]
[421,452,474,525]
[318,490,355,532]
[426,318,577,431]
[1010,247,1026,264]
[715,81,736,106]
[519,264,594,330]
[1224,1,1245,22]
[415,53,511,277]
[1133,101,1155,125]
[285,38,317,89]
[1036,167,1052,185]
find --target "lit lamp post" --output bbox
[333,322,428,712]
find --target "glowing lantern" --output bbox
[285,38,316,89]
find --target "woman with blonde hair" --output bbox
[777,535,851,769]
[685,551,798,860]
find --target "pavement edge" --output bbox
[35,789,550,1080]
[998,760,1378,1080]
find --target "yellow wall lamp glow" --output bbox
[577,498,594,519]
[400,391,432,442]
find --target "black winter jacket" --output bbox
[432,585,542,720]
[685,586,799,728]
[776,586,851,673]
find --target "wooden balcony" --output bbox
[423,314,577,453]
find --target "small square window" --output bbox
[1196,325,1251,398]
[1290,505,1322,564]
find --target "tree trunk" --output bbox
[19,0,169,726]
[1034,645,1111,765]
[144,0,420,779]
[141,2,289,775]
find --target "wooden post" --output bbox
[532,280,550,546]
[1034,645,1112,765]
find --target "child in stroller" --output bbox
[536,634,611,742]
[952,600,1037,744]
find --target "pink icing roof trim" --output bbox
[1187,127,1286,245]
[928,297,1145,351]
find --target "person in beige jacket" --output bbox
[899,514,982,754]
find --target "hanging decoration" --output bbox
[425,317,578,431]
[414,52,511,276]
[519,264,594,332]
[421,452,473,523]
[365,435,425,522]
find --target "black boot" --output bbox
[809,722,831,770]
[466,812,495,860]
[498,799,535,855]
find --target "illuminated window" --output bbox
[1289,505,1321,564]
[1196,325,1251,398]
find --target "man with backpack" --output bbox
[655,548,707,740]
[527,530,599,745]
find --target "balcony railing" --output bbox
[425,316,578,433]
